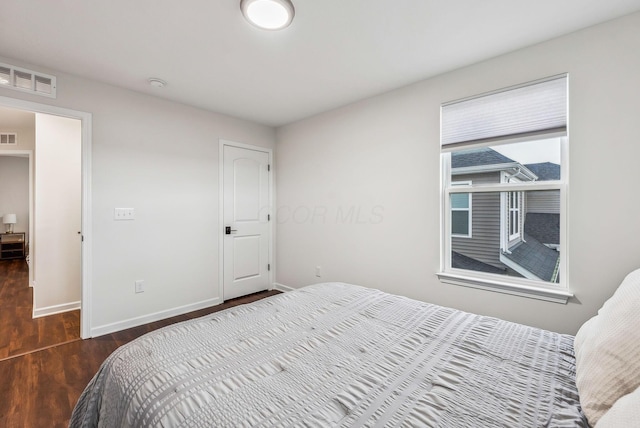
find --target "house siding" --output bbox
[526,190,560,214]
[452,172,503,268]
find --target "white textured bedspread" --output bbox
[70,283,587,427]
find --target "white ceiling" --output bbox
[1,1,639,127]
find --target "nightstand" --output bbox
[0,232,26,260]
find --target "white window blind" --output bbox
[441,75,567,148]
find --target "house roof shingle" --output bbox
[452,147,515,168]
[503,233,560,282]
[524,213,560,245]
[452,251,506,275]
[524,162,561,181]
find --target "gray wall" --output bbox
[0,55,276,336]
[0,106,35,151]
[275,12,640,335]
[0,156,29,237]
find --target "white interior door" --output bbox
[223,144,271,300]
[34,113,82,313]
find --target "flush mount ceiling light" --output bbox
[147,78,167,88]
[240,0,295,30]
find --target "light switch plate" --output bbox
[114,208,135,220]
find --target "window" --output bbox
[451,181,471,237]
[508,191,521,240]
[438,75,571,304]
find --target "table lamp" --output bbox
[3,214,16,233]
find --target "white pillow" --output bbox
[597,386,640,428]
[574,268,640,426]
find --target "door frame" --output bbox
[0,95,92,339]
[218,139,274,302]
[0,150,33,287]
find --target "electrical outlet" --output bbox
[135,280,145,293]
[315,266,322,277]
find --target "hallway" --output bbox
[0,259,80,361]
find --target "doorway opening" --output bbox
[0,96,91,355]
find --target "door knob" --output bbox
[225,226,238,235]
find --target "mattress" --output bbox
[70,283,587,427]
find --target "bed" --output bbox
[70,282,606,427]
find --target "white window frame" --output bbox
[503,174,523,244]
[439,137,570,304]
[438,74,572,303]
[451,181,472,238]
[508,190,521,241]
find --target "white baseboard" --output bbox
[33,301,81,318]
[273,283,294,292]
[90,297,222,338]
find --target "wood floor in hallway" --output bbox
[0,286,280,427]
[0,259,80,361]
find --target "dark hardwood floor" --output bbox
[0,259,80,360]
[0,288,280,427]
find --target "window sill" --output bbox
[436,272,573,304]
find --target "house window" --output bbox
[451,181,471,237]
[438,74,571,304]
[508,191,521,240]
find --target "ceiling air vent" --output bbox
[0,62,56,98]
[0,133,18,146]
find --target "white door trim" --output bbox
[0,149,33,286]
[218,139,273,302]
[0,95,93,339]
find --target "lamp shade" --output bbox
[3,214,16,224]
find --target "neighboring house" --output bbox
[522,162,560,249]
[451,148,561,283]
